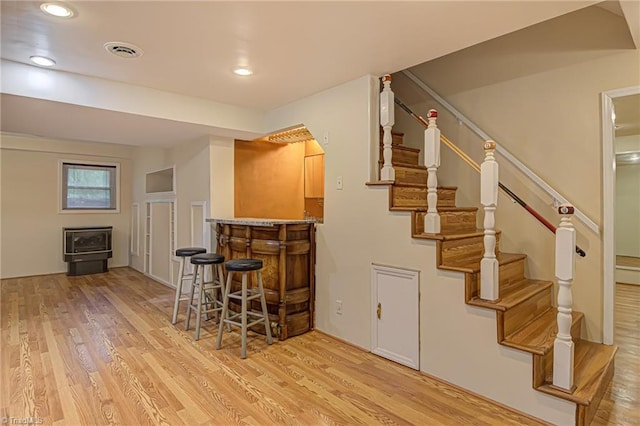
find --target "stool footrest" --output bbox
[227,292,263,301]
[223,317,268,329]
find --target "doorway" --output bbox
[601,87,640,345]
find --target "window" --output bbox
[61,162,118,211]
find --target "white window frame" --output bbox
[58,159,121,214]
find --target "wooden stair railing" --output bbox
[369,76,616,425]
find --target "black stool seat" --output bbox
[225,259,263,271]
[176,247,206,257]
[191,253,224,265]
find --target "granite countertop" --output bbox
[206,217,318,226]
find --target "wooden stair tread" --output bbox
[468,279,552,312]
[392,182,457,190]
[395,206,478,214]
[536,340,618,406]
[413,206,478,213]
[440,252,525,273]
[366,180,394,186]
[413,228,487,241]
[502,309,584,355]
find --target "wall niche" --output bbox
[146,167,175,194]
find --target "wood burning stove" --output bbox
[63,226,113,275]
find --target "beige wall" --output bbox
[234,139,304,219]
[0,134,133,278]
[392,5,640,340]
[209,137,235,220]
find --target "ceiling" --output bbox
[0,0,625,148]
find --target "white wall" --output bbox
[0,134,133,278]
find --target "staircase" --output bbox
[374,130,617,426]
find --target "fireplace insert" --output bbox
[63,226,113,275]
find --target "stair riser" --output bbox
[395,166,427,185]
[378,146,420,165]
[390,186,456,209]
[438,233,501,266]
[413,210,477,235]
[498,258,526,292]
[498,288,553,341]
[464,258,527,302]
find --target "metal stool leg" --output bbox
[172,256,186,324]
[216,272,233,349]
[185,264,199,331]
[241,272,248,359]
[256,270,273,345]
[194,264,206,340]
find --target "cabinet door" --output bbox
[304,155,324,198]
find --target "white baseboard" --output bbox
[616,266,640,285]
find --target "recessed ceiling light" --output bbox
[233,67,253,76]
[40,2,74,18]
[30,56,56,67]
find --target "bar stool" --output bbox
[216,259,273,359]
[172,247,207,324]
[185,253,225,340]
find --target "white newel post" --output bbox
[553,204,576,392]
[423,109,440,234]
[480,141,499,301]
[380,74,395,182]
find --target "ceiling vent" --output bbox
[104,42,143,59]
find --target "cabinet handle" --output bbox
[377,302,382,320]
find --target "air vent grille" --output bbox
[104,42,143,59]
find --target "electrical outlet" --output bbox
[336,300,343,315]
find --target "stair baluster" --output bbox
[423,109,440,233]
[553,204,576,392]
[380,74,395,182]
[480,141,499,300]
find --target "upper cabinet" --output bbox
[304,154,324,198]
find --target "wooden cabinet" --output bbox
[304,154,324,198]
[216,220,315,340]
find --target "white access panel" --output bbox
[371,264,419,370]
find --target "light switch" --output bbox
[323,131,330,145]
[336,176,343,190]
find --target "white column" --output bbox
[380,74,395,182]
[480,141,499,301]
[423,109,440,234]
[553,204,576,392]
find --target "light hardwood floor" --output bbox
[0,268,635,425]
[592,283,640,425]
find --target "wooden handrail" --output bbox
[394,97,586,257]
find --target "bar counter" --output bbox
[207,218,316,340]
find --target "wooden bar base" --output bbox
[215,220,316,340]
